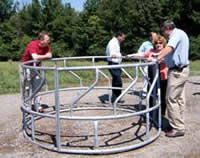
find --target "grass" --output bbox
[0,60,200,95]
[0,61,20,94]
[189,60,200,76]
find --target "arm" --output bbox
[32,52,52,60]
[127,53,144,57]
[111,53,121,58]
[157,46,173,61]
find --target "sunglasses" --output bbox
[155,41,163,45]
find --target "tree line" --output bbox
[0,0,200,61]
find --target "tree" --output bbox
[1,0,200,61]
[0,0,17,22]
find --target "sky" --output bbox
[15,0,87,12]
[65,0,86,11]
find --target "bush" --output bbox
[190,36,200,60]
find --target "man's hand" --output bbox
[32,52,52,60]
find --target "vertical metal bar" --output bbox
[113,65,139,115]
[44,70,48,91]
[157,66,162,130]
[145,110,150,139]
[22,108,26,130]
[31,114,35,141]
[64,59,66,67]
[54,68,61,150]
[18,65,24,103]
[92,57,95,66]
[94,121,99,148]
[70,68,99,116]
[145,62,159,139]
[158,89,161,129]
[19,65,26,130]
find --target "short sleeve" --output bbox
[168,33,180,50]
[144,50,152,57]
[28,45,38,55]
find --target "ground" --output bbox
[0,76,200,158]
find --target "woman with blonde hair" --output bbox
[127,34,168,126]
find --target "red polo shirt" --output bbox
[21,40,51,62]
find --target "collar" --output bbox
[169,28,177,39]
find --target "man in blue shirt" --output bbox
[157,20,190,137]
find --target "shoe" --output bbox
[118,100,125,103]
[38,106,44,113]
[31,104,44,113]
[99,96,106,103]
[111,99,125,104]
[165,129,185,137]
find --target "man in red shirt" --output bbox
[21,31,52,63]
[21,32,52,112]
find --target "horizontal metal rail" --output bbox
[19,56,161,154]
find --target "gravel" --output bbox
[0,76,200,158]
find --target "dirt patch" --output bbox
[0,76,200,158]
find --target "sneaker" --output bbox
[118,100,125,103]
[112,99,125,104]
[38,106,44,113]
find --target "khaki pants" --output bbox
[166,66,189,131]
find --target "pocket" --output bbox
[173,71,181,78]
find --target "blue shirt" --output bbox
[137,41,153,53]
[165,28,189,68]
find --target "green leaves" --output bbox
[0,0,200,61]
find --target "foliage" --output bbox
[0,0,200,61]
[0,0,17,22]
[190,35,200,60]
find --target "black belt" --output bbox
[169,65,188,71]
[108,61,119,65]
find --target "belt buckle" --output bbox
[177,67,182,71]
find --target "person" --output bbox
[130,32,158,96]
[21,31,52,63]
[156,20,190,137]
[21,31,52,112]
[137,32,158,53]
[127,35,168,125]
[106,31,126,103]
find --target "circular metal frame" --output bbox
[19,56,161,154]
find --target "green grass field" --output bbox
[0,60,200,95]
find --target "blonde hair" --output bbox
[154,35,167,47]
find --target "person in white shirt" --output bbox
[106,32,126,103]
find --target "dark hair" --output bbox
[38,31,50,40]
[161,20,176,32]
[115,31,125,37]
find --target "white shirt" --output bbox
[106,37,122,63]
